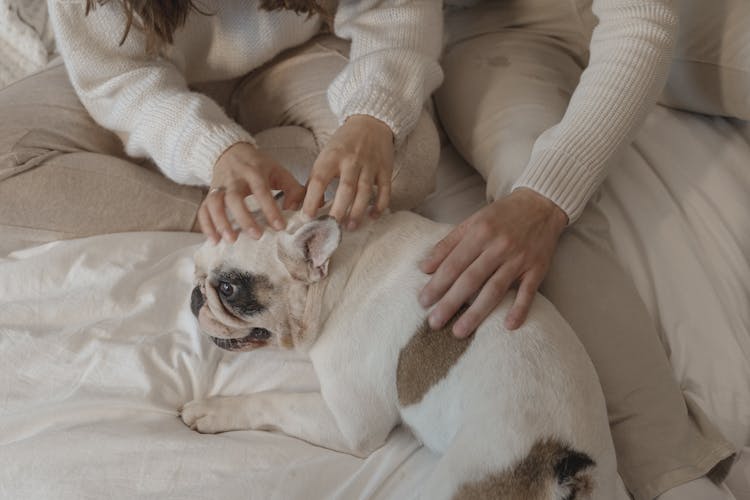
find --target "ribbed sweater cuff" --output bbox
[190,124,256,185]
[511,148,600,224]
[335,86,418,146]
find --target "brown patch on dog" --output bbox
[453,438,595,500]
[396,306,472,407]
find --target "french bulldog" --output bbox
[181,209,617,500]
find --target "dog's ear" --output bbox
[277,215,341,283]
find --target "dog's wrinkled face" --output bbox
[191,214,341,352]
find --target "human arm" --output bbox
[47,1,299,239]
[420,0,678,336]
[302,0,444,227]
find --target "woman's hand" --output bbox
[418,188,568,337]
[303,115,395,229]
[198,142,305,244]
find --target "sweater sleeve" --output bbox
[510,0,678,223]
[47,1,254,186]
[328,0,444,145]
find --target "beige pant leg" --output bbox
[0,63,204,243]
[225,35,440,211]
[544,201,736,500]
[437,6,735,499]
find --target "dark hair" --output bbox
[85,0,329,52]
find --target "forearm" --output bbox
[49,1,252,185]
[329,0,444,144]
[511,0,678,222]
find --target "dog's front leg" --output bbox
[181,392,370,457]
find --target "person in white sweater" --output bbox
[0,0,441,241]
[419,1,737,499]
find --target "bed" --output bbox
[1,2,749,496]
[1,102,749,499]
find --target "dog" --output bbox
[181,209,618,500]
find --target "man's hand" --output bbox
[302,115,394,229]
[199,142,305,244]
[418,188,568,337]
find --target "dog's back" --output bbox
[398,291,617,500]
[314,211,618,500]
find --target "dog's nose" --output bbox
[190,286,205,318]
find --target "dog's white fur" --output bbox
[182,210,617,499]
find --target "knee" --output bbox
[390,110,440,211]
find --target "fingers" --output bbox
[329,165,358,223]
[205,189,236,242]
[427,251,512,331]
[373,168,391,218]
[418,228,477,308]
[248,176,285,231]
[198,204,220,244]
[452,262,520,338]
[303,166,331,219]
[224,189,261,239]
[505,271,542,330]
[271,168,305,211]
[419,225,465,275]
[347,171,374,230]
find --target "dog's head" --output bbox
[190,214,341,352]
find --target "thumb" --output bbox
[272,168,305,210]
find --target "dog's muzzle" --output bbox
[190,285,272,351]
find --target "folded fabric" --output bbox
[0,0,55,89]
[661,0,750,119]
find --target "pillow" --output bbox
[660,0,750,119]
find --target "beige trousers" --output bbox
[0,36,438,244]
[437,3,735,500]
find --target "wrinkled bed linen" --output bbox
[1,105,749,499]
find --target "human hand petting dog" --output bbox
[419,188,568,337]
[302,114,394,229]
[199,142,305,244]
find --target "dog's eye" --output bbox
[218,281,234,298]
[249,328,271,341]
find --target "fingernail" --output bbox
[347,220,357,231]
[453,321,468,338]
[248,228,261,239]
[428,312,443,330]
[222,230,233,242]
[505,316,519,330]
[418,292,430,308]
[272,219,284,231]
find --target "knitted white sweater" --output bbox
[48,0,443,186]
[447,0,678,222]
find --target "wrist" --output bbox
[513,187,569,229]
[345,114,395,143]
[214,141,257,169]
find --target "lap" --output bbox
[229,34,439,211]
[0,63,203,239]
[0,35,439,241]
[435,6,735,496]
[436,27,584,198]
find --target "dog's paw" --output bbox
[180,397,249,434]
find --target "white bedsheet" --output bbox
[1,105,748,499]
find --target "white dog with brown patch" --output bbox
[181,209,618,500]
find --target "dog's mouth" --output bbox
[210,328,272,352]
